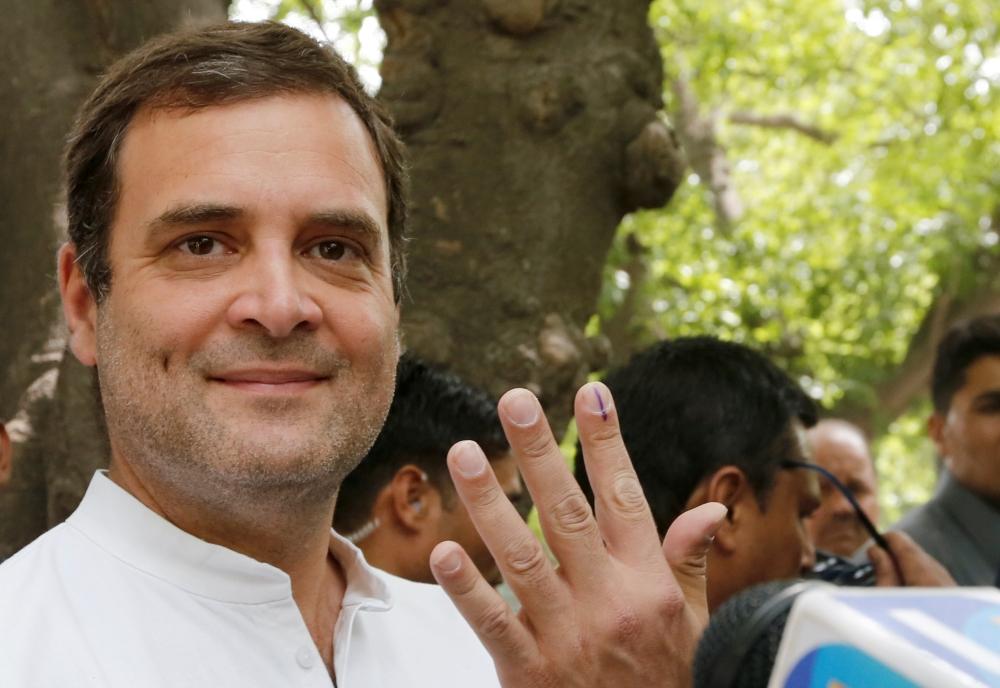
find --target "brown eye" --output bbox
[183,236,218,255]
[313,241,346,261]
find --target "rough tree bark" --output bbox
[375,0,683,429]
[0,1,226,559]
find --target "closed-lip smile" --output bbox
[209,368,330,392]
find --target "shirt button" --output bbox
[296,646,315,669]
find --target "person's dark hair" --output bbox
[64,20,408,303]
[575,337,818,536]
[333,353,509,533]
[931,313,1000,413]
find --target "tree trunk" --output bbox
[376,0,683,429]
[0,0,226,559]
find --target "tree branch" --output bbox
[670,74,743,234]
[728,111,838,145]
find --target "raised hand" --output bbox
[429,382,727,687]
[869,531,956,587]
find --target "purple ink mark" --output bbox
[593,386,608,421]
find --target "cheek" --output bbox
[450,507,486,555]
[109,282,224,352]
[327,298,397,356]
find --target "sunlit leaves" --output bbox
[601,0,999,517]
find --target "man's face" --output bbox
[805,423,879,557]
[932,355,1000,503]
[439,453,524,586]
[738,468,820,584]
[68,95,399,506]
[710,422,820,611]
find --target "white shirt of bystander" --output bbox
[0,471,499,688]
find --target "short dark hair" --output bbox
[64,20,408,303]
[931,313,1000,412]
[333,354,509,533]
[575,337,817,536]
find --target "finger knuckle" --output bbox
[470,483,507,511]
[503,537,549,579]
[608,607,643,645]
[474,601,515,643]
[585,423,620,447]
[515,429,552,462]
[608,471,649,518]
[652,587,687,618]
[550,491,597,537]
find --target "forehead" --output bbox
[957,355,1000,398]
[113,94,388,238]
[809,426,872,477]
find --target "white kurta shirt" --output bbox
[0,472,500,688]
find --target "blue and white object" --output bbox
[769,587,1000,687]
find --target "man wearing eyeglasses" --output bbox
[895,313,1000,586]
[575,337,823,611]
[576,336,955,611]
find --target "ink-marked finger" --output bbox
[498,388,611,591]
[446,439,568,625]
[575,382,662,569]
[431,540,537,671]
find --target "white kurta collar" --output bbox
[67,471,393,611]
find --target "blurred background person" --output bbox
[805,419,880,558]
[894,313,1000,585]
[334,354,528,586]
[0,421,12,564]
[0,421,11,490]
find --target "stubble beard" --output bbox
[95,311,395,518]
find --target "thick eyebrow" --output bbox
[143,204,385,251]
[972,389,1000,407]
[306,209,384,250]
[146,203,244,239]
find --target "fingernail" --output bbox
[703,503,728,544]
[502,389,539,426]
[584,382,611,420]
[706,502,728,523]
[435,548,462,574]
[453,441,487,478]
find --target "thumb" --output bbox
[662,501,728,629]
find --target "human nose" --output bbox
[226,252,322,337]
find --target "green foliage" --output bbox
[594,0,999,519]
[874,400,940,525]
[234,0,381,80]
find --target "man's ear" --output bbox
[927,412,949,459]
[58,243,98,367]
[699,466,754,555]
[389,464,438,532]
[0,422,12,487]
